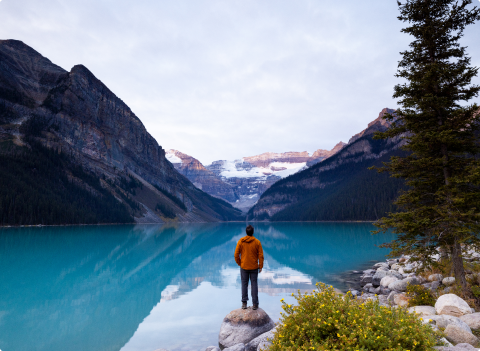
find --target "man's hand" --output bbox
[259,268,262,273]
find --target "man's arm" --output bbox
[258,241,264,272]
[234,241,242,266]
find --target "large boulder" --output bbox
[460,313,480,331]
[444,325,479,347]
[436,294,473,317]
[388,276,421,292]
[380,276,398,288]
[425,315,472,333]
[372,270,388,287]
[245,327,277,351]
[408,305,436,317]
[387,270,404,280]
[434,343,476,350]
[219,308,275,349]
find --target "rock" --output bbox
[460,313,480,331]
[377,266,390,272]
[394,293,409,307]
[403,264,414,273]
[363,283,373,292]
[399,257,407,263]
[206,348,221,351]
[219,308,275,349]
[387,270,404,279]
[444,324,479,347]
[245,327,276,351]
[360,275,373,284]
[350,290,361,297]
[373,262,389,268]
[408,305,436,317]
[363,269,376,275]
[224,344,246,351]
[372,270,388,287]
[388,276,421,292]
[443,277,456,286]
[257,341,272,351]
[431,281,441,291]
[387,291,397,304]
[391,263,401,270]
[380,287,391,295]
[436,294,473,317]
[380,276,398,288]
[425,315,472,333]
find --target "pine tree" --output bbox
[374,0,480,291]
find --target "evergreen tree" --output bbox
[374,0,480,291]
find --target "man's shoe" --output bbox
[253,304,259,310]
[242,302,247,309]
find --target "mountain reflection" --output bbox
[0,223,393,351]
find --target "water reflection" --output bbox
[0,223,393,351]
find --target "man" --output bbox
[234,225,264,310]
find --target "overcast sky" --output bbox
[1,0,479,164]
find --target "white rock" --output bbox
[408,305,436,317]
[436,294,473,317]
[425,314,472,333]
[460,313,480,331]
[380,276,398,288]
[245,327,277,351]
[394,293,409,307]
[443,277,456,286]
[391,263,401,270]
[206,347,221,351]
[387,270,404,279]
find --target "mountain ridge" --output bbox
[0,39,243,224]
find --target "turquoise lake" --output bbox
[0,222,394,351]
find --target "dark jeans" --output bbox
[241,268,259,305]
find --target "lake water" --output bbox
[0,222,394,351]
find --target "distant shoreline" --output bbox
[0,220,374,228]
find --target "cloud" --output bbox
[0,0,479,164]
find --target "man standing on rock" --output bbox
[234,225,264,310]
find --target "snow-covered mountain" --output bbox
[166,144,345,212]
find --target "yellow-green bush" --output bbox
[406,284,436,307]
[268,283,440,351]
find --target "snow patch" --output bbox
[166,152,182,164]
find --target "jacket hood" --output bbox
[241,235,256,243]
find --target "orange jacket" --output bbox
[234,235,264,270]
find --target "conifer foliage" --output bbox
[374,0,480,290]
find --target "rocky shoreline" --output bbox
[156,254,480,351]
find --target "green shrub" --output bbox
[268,283,440,351]
[406,283,436,307]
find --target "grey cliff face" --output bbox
[0,39,242,222]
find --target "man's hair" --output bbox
[246,225,254,236]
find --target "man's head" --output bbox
[246,225,254,236]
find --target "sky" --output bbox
[0,0,479,165]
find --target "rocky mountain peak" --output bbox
[348,107,397,144]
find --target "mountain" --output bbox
[166,143,346,212]
[248,108,406,221]
[0,40,243,225]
